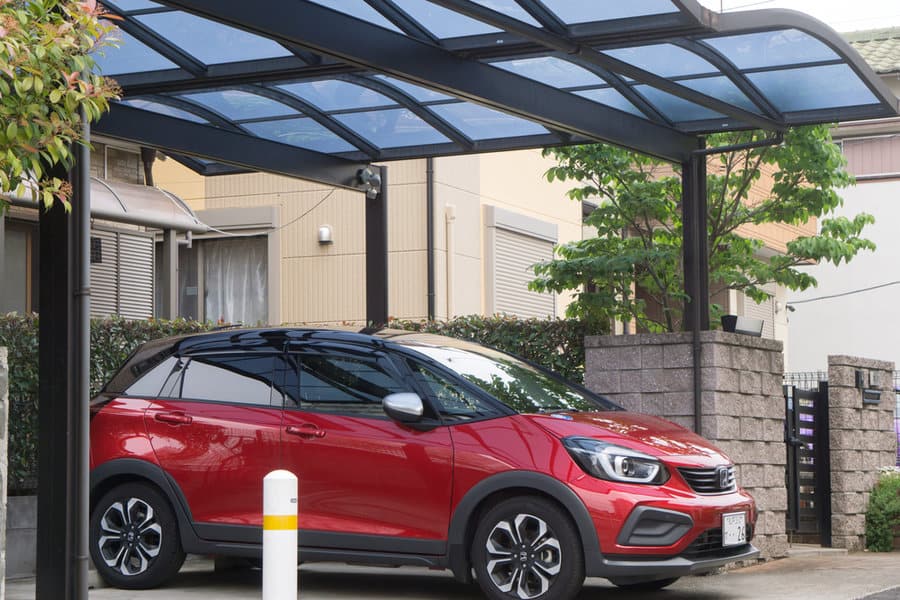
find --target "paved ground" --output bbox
[7,553,900,599]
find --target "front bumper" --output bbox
[594,542,759,579]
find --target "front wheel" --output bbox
[89,482,186,589]
[471,496,584,600]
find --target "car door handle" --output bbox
[286,424,326,439]
[154,412,193,425]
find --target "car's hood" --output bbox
[525,411,730,465]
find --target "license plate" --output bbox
[722,512,746,547]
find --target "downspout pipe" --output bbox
[426,158,435,321]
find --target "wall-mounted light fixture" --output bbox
[721,315,764,337]
[317,225,333,244]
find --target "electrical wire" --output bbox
[787,280,900,305]
[200,188,337,237]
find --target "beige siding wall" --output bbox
[842,135,900,179]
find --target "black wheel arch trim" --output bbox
[90,458,203,553]
[446,470,603,582]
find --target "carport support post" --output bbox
[366,165,388,327]
[36,110,91,600]
[682,138,709,434]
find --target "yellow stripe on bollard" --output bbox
[263,514,298,531]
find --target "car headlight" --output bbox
[563,437,669,485]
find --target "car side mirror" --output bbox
[383,393,424,424]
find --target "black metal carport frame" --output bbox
[31,1,899,598]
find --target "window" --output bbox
[125,356,179,397]
[162,354,278,406]
[285,349,408,417]
[407,360,501,422]
[1,226,30,313]
[158,235,268,325]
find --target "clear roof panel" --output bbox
[679,76,760,113]
[179,90,297,121]
[119,99,209,123]
[306,0,404,34]
[334,109,452,147]
[93,29,178,75]
[603,44,719,78]
[135,12,293,65]
[703,29,840,71]
[470,0,541,27]
[242,118,358,153]
[540,0,679,24]
[635,86,724,122]
[390,0,500,38]
[430,103,548,139]
[746,64,879,112]
[278,80,394,111]
[373,76,453,102]
[573,88,647,118]
[491,57,605,89]
[104,0,161,10]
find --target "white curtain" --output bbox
[204,236,267,325]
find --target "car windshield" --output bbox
[396,335,620,414]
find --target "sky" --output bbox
[696,0,900,32]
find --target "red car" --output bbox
[90,328,757,599]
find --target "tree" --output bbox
[531,126,875,333]
[0,0,119,213]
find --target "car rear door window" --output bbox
[161,354,278,406]
[124,356,179,397]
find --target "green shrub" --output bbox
[0,314,213,494]
[865,470,900,551]
[389,315,596,384]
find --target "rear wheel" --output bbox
[471,496,584,600]
[89,482,185,589]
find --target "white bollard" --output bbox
[263,470,299,600]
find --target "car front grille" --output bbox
[678,466,737,494]
[681,526,753,560]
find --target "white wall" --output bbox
[786,180,900,371]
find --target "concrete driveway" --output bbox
[7,553,900,600]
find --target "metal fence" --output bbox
[783,371,900,467]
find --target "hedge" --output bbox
[389,315,593,384]
[0,314,213,493]
[866,469,900,551]
[0,313,592,494]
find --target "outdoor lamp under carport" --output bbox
[37,0,900,598]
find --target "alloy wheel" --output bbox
[97,497,163,576]
[484,513,562,599]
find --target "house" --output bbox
[0,139,206,319]
[787,28,900,371]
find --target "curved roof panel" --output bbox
[93,0,899,189]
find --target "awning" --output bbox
[5,177,208,233]
[92,0,899,190]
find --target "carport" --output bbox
[34,1,899,597]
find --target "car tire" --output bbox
[471,496,584,600]
[610,576,680,591]
[89,482,186,589]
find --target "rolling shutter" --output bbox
[494,228,555,318]
[89,228,154,319]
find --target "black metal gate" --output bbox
[784,383,832,546]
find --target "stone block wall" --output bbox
[585,331,787,558]
[826,355,896,550]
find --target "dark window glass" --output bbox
[285,349,407,416]
[169,354,277,406]
[125,356,179,397]
[407,360,502,422]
